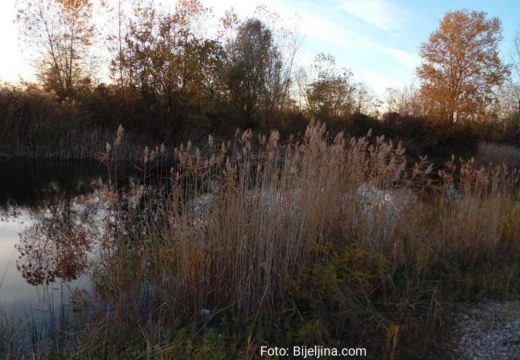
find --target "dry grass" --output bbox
[55,122,520,358]
[137,124,519,316]
[475,141,520,169]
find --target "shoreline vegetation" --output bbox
[1,5,519,166]
[2,122,520,359]
[0,83,518,165]
[1,0,520,358]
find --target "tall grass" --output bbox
[0,284,87,359]
[475,141,520,169]
[83,122,520,358]
[4,122,520,358]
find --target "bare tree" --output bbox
[493,80,520,119]
[512,28,520,113]
[385,83,423,116]
[17,0,95,99]
[100,0,130,88]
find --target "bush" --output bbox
[380,114,479,162]
[475,142,520,168]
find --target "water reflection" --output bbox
[0,160,106,210]
[0,160,126,309]
[15,197,99,285]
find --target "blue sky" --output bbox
[1,0,519,96]
[224,0,520,95]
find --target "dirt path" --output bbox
[450,301,520,359]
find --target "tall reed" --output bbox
[97,121,520,320]
[30,121,520,358]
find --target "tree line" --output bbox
[1,1,520,159]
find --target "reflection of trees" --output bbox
[16,198,98,285]
[0,159,116,213]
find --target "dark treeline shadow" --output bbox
[0,160,136,210]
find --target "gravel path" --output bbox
[451,301,520,359]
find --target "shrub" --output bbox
[475,142,520,169]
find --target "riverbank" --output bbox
[2,123,520,359]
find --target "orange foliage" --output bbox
[417,10,509,123]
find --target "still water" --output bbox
[0,160,117,314]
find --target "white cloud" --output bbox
[386,48,420,69]
[341,0,406,32]
[297,9,377,48]
[353,68,406,96]
[205,0,364,48]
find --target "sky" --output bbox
[1,0,519,97]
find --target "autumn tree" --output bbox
[224,18,286,128]
[17,0,95,99]
[304,53,357,120]
[417,10,509,122]
[117,0,224,135]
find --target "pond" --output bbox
[0,160,132,317]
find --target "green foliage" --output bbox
[285,246,389,342]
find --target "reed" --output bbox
[476,141,520,169]
[4,122,520,358]
[84,122,520,358]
